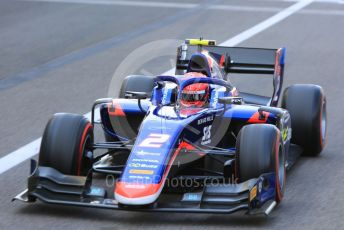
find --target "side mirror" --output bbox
[218,97,243,105]
[125,91,148,99]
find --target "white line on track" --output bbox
[0,111,98,175]
[0,138,42,174]
[222,0,314,47]
[0,0,314,175]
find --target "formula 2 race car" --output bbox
[14,39,327,216]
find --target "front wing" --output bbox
[13,160,278,215]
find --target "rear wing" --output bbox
[175,41,286,106]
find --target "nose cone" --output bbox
[115,182,161,205]
[113,109,193,205]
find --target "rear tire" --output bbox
[39,113,93,176]
[105,75,155,142]
[119,75,156,98]
[282,84,326,156]
[236,124,285,202]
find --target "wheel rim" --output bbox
[79,135,93,175]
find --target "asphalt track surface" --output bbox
[1,0,344,229]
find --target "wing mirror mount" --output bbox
[218,97,243,105]
[124,91,148,100]
[125,91,148,113]
[218,97,243,115]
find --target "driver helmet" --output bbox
[181,73,210,108]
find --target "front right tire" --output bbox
[39,113,93,176]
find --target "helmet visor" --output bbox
[181,90,207,102]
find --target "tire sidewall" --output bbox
[275,135,286,203]
[75,123,93,176]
